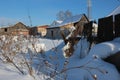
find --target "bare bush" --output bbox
[0,35,50,80]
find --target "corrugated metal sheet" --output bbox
[108,6,120,16]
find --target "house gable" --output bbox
[60,14,89,28]
[10,22,29,31]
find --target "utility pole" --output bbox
[27,9,32,27]
[87,0,92,21]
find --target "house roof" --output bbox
[14,22,25,26]
[49,20,63,28]
[0,22,29,29]
[12,22,29,29]
[59,14,85,26]
[37,25,48,28]
[4,22,29,32]
[108,6,120,16]
[49,14,87,28]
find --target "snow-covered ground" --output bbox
[0,36,120,80]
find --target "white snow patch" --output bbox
[63,42,71,58]
[0,36,120,80]
[88,41,120,59]
[34,43,46,53]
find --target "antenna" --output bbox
[27,8,33,27]
[87,0,92,21]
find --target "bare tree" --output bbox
[65,10,72,19]
[56,10,72,21]
[56,11,65,21]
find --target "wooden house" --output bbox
[45,27,61,39]
[37,25,48,36]
[60,14,89,36]
[0,22,29,36]
[45,20,64,39]
[29,27,37,36]
[45,14,89,39]
[29,25,48,36]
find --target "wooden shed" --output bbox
[46,14,89,39]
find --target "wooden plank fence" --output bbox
[97,16,114,43]
[115,14,120,38]
[83,13,120,44]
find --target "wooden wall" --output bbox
[115,14,120,38]
[97,16,114,43]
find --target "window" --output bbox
[4,28,7,32]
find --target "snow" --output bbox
[0,36,120,80]
[0,62,34,80]
[88,38,120,59]
[34,43,46,53]
[63,42,72,58]
[66,38,120,80]
[89,41,120,58]
[77,38,90,58]
[63,37,120,80]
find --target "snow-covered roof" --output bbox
[108,6,120,16]
[49,20,63,28]
[59,14,85,26]
[49,14,86,28]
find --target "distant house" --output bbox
[45,20,64,39]
[0,22,29,36]
[92,22,98,36]
[29,27,37,36]
[37,25,48,36]
[45,27,61,39]
[30,25,48,36]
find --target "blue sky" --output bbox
[0,0,120,26]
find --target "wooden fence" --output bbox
[97,16,114,43]
[84,13,120,43]
[115,14,120,38]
